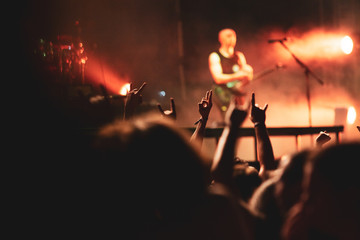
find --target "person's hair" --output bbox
[279,149,311,185]
[305,141,360,193]
[93,112,211,208]
[233,163,262,202]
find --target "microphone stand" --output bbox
[278,40,324,127]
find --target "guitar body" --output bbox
[212,63,285,112]
[212,81,247,112]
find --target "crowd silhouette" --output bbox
[19,52,360,239]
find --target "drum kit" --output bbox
[35,33,88,84]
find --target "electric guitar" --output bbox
[213,63,286,108]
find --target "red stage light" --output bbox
[84,54,131,95]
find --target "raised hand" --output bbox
[198,90,213,120]
[249,92,276,177]
[124,82,147,119]
[211,97,248,186]
[250,92,268,125]
[225,98,248,128]
[157,97,176,120]
[191,90,213,144]
[315,131,331,147]
[127,82,147,104]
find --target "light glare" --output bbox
[159,90,166,97]
[341,36,353,54]
[120,83,131,96]
[347,106,356,124]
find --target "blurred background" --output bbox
[19,0,360,159]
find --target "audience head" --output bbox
[93,112,211,219]
[274,149,311,215]
[233,158,262,202]
[303,141,360,217]
[282,141,360,239]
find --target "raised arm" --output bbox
[190,90,213,145]
[211,99,248,186]
[250,93,276,179]
[315,131,331,147]
[124,82,147,120]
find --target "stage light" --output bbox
[340,36,353,55]
[274,30,356,59]
[159,90,166,97]
[347,106,356,124]
[120,83,131,96]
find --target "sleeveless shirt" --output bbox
[215,50,240,74]
[212,51,245,105]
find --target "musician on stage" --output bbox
[208,28,253,112]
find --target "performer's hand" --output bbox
[243,64,254,81]
[198,90,212,120]
[250,92,268,125]
[233,69,252,85]
[157,98,176,120]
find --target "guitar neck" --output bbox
[253,68,276,81]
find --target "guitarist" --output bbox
[209,28,253,113]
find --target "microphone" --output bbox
[268,38,287,43]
